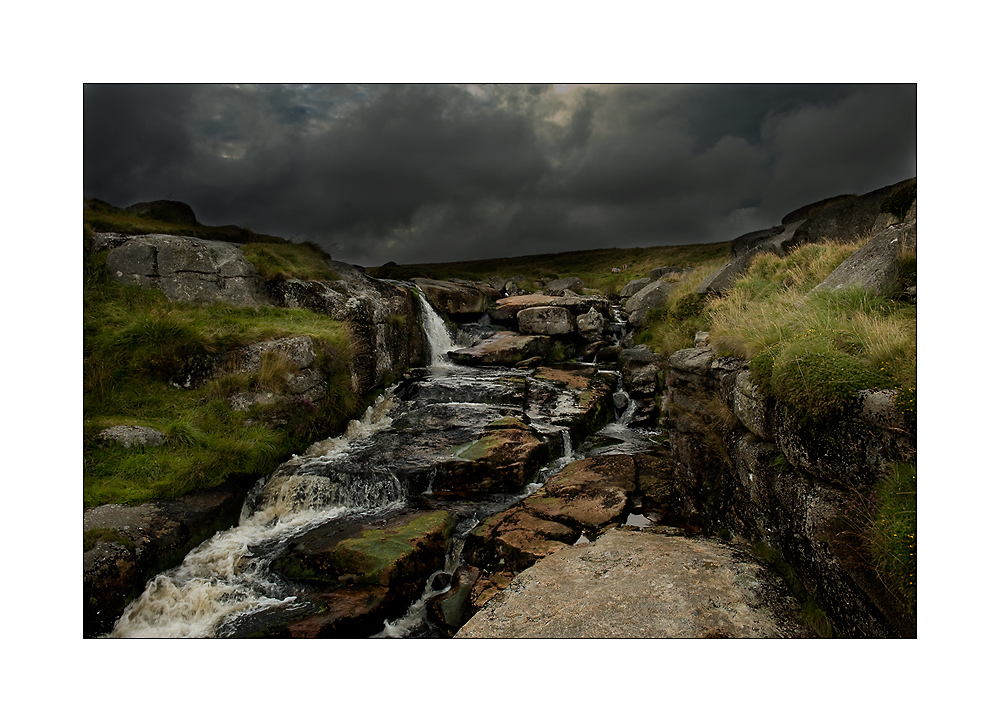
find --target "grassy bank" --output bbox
[83,207,362,508]
[642,231,916,624]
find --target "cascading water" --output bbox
[108,290,648,638]
[109,390,406,638]
[416,292,459,366]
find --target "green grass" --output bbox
[840,462,917,623]
[699,238,916,427]
[241,242,341,282]
[84,249,362,508]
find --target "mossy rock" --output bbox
[278,510,456,587]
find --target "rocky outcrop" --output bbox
[697,178,916,297]
[786,178,915,252]
[810,217,916,297]
[457,528,815,638]
[489,293,610,325]
[105,234,268,305]
[696,222,803,295]
[272,262,425,395]
[103,235,426,396]
[84,481,246,637]
[657,344,916,637]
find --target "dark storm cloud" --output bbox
[84,83,916,266]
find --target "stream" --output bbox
[109,293,653,638]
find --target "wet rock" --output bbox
[456,529,815,638]
[435,417,549,495]
[464,508,578,573]
[463,455,637,577]
[517,305,575,336]
[618,347,665,427]
[270,587,392,638]
[448,331,552,366]
[529,366,617,444]
[428,565,481,632]
[523,455,637,528]
[96,425,167,448]
[276,509,456,588]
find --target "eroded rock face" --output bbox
[659,345,915,636]
[457,529,815,638]
[105,235,268,306]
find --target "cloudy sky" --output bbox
[84,83,915,267]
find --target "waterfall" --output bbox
[416,292,458,366]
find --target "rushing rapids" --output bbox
[110,291,649,638]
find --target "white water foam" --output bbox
[109,389,403,638]
[417,292,459,366]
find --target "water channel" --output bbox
[110,294,654,638]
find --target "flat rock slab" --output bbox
[456,528,814,638]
